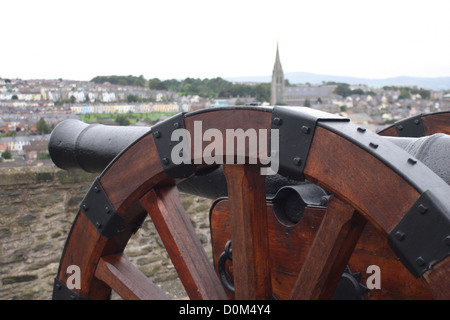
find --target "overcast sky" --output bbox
[2,0,450,81]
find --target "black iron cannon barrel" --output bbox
[49,119,151,173]
[49,119,450,199]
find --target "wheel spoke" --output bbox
[139,186,228,300]
[95,253,170,300]
[289,195,367,300]
[223,164,272,300]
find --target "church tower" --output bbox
[270,43,285,106]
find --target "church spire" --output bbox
[274,42,282,71]
[271,43,285,106]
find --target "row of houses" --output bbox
[0,79,178,104]
[0,134,50,153]
[69,103,185,114]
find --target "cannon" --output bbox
[49,106,450,300]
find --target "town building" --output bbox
[270,45,335,106]
[270,44,284,106]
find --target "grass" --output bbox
[77,112,177,125]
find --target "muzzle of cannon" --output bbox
[48,107,450,300]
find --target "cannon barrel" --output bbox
[49,119,151,173]
[49,119,450,199]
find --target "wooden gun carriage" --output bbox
[48,106,450,300]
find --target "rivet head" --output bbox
[292,157,302,166]
[82,204,88,211]
[105,206,110,214]
[395,231,405,241]
[414,119,420,125]
[273,117,282,126]
[94,186,99,193]
[444,236,450,246]
[96,222,102,229]
[417,204,428,214]
[357,127,366,133]
[154,131,161,138]
[416,257,426,266]
[397,125,404,131]
[369,142,379,149]
[162,158,170,165]
[408,158,417,165]
[174,122,180,129]
[301,126,310,134]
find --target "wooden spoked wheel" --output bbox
[53,107,450,300]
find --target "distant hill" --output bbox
[226,72,450,91]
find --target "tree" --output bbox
[303,98,311,107]
[127,94,139,103]
[36,118,51,134]
[115,115,130,126]
[333,83,352,98]
[149,78,167,90]
[398,88,411,100]
[2,149,12,159]
[91,75,146,87]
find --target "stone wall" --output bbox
[0,166,214,300]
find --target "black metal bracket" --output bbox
[80,177,125,239]
[52,278,88,300]
[271,106,349,180]
[388,190,450,277]
[393,114,425,137]
[268,183,328,226]
[152,112,196,179]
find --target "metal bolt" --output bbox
[162,158,170,165]
[301,125,310,134]
[414,119,420,125]
[417,204,428,214]
[397,125,404,131]
[154,131,161,138]
[395,231,405,241]
[444,236,450,246]
[408,158,417,165]
[292,157,302,166]
[94,186,99,193]
[82,204,88,211]
[96,222,102,229]
[174,122,180,129]
[357,127,366,133]
[273,117,282,126]
[369,142,379,149]
[105,206,110,214]
[416,257,426,266]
